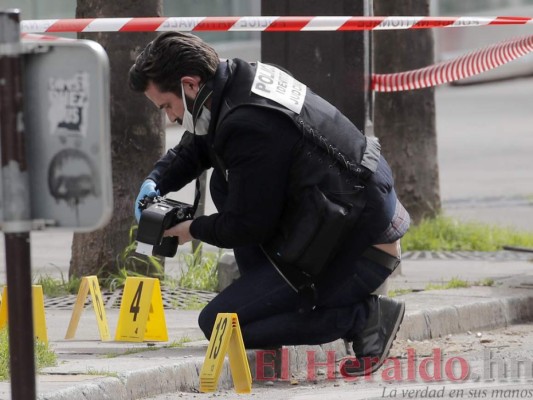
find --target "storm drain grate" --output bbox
[403,250,533,262]
[44,287,217,310]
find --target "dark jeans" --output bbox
[198,244,394,349]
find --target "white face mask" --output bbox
[180,83,211,136]
[181,83,195,132]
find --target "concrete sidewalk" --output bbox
[0,253,531,399]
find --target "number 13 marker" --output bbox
[200,313,251,394]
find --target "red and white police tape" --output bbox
[20,16,533,33]
[20,17,533,92]
[372,34,533,91]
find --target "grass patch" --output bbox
[160,275,180,290]
[34,272,81,297]
[165,336,194,348]
[101,225,164,291]
[425,277,496,292]
[105,346,157,358]
[0,328,57,380]
[101,267,147,292]
[425,277,470,291]
[401,215,533,252]
[178,244,220,292]
[85,367,119,378]
[35,340,58,371]
[180,295,208,310]
[0,330,9,381]
[105,336,193,358]
[115,225,164,275]
[387,288,414,297]
[476,278,495,287]
[100,227,220,293]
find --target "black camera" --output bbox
[136,196,195,257]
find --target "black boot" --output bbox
[344,295,405,376]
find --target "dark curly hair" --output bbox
[129,32,219,97]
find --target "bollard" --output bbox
[217,252,240,292]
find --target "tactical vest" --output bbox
[212,59,381,291]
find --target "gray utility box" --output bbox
[18,39,113,231]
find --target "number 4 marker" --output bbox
[115,277,167,342]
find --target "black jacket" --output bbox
[148,59,399,280]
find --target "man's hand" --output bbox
[134,179,160,222]
[164,220,194,244]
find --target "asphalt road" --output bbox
[435,77,533,232]
[436,78,533,202]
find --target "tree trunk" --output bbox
[261,0,371,133]
[373,1,441,223]
[70,0,164,278]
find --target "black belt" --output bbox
[362,246,401,272]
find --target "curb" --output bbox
[38,359,213,400]
[39,291,533,400]
[397,291,533,341]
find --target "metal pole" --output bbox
[0,9,36,400]
[364,0,374,137]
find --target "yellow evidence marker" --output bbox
[65,276,110,341]
[0,285,48,343]
[115,277,168,342]
[199,313,252,394]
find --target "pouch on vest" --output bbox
[264,184,366,277]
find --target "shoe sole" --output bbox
[344,300,406,377]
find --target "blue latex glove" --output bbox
[134,179,160,222]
